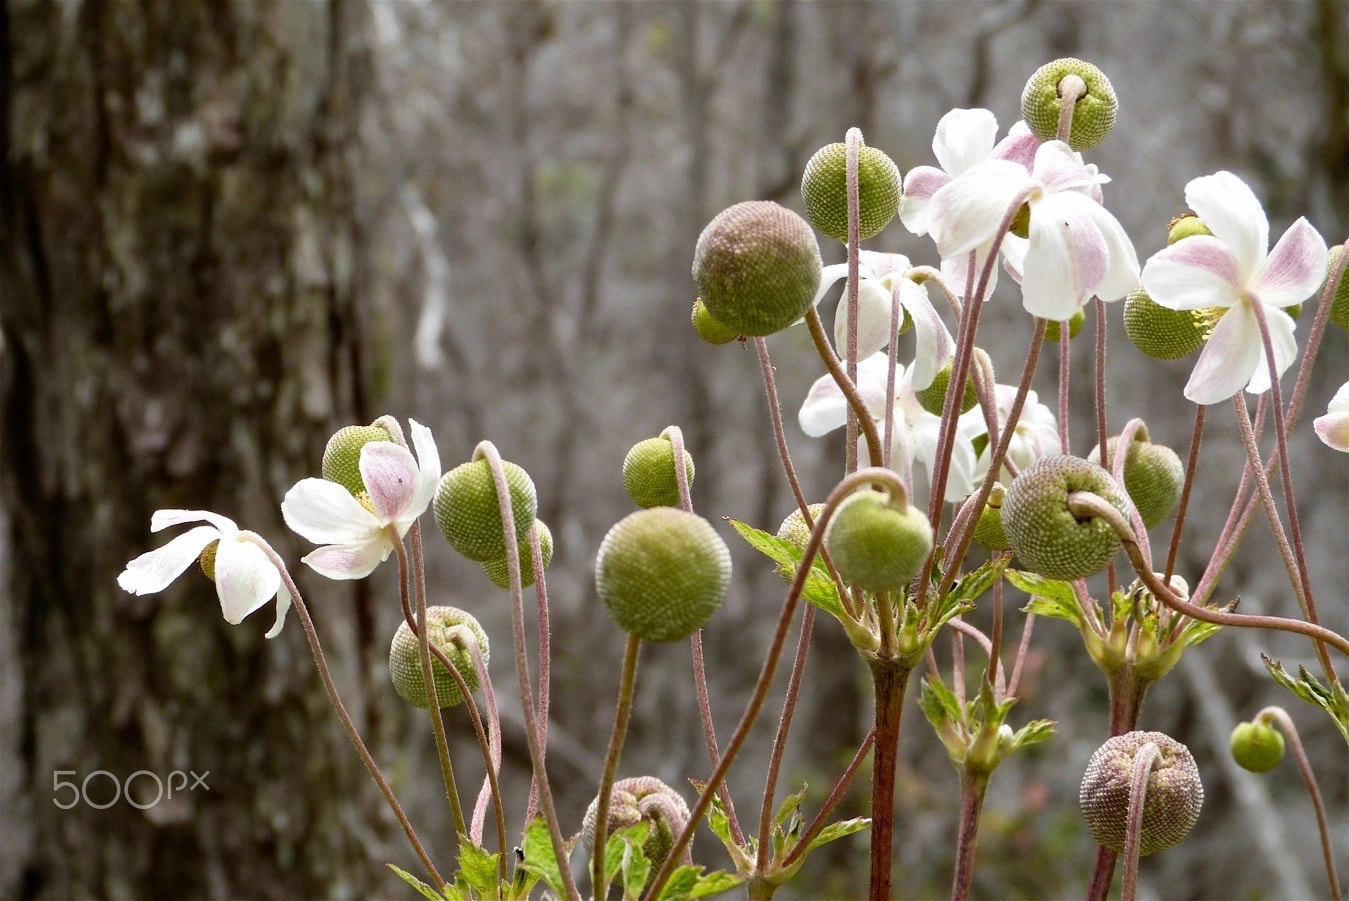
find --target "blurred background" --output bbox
[1,1,1346,898]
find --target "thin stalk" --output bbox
[1164,406,1205,582]
[1120,742,1162,901]
[867,659,913,901]
[525,523,552,824]
[1258,707,1343,900]
[592,634,643,898]
[950,772,990,901]
[804,306,884,468]
[1058,322,1072,454]
[465,642,508,869]
[845,127,863,476]
[780,728,877,871]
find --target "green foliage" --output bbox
[728,519,846,622]
[1263,655,1349,744]
[517,817,574,900]
[387,864,451,901]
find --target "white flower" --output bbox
[928,140,1138,320]
[1313,382,1349,452]
[1140,171,1328,405]
[118,510,292,638]
[282,419,441,579]
[964,384,1060,484]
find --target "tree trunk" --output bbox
[0,1,404,896]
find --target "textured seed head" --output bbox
[482,520,553,589]
[622,436,695,509]
[388,606,489,709]
[434,459,538,562]
[1230,721,1285,773]
[581,776,691,888]
[1080,731,1203,856]
[1326,245,1349,331]
[1001,455,1128,580]
[198,541,219,581]
[1045,308,1086,343]
[972,483,1011,551]
[1124,285,1218,360]
[1021,58,1118,150]
[691,298,741,345]
[825,489,933,594]
[322,424,394,495]
[915,356,980,416]
[595,508,731,642]
[776,503,827,551]
[800,140,902,244]
[1166,215,1213,244]
[1089,430,1184,529]
[692,201,823,337]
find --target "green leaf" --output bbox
[945,554,1011,610]
[653,865,744,900]
[607,821,650,893]
[386,864,449,901]
[1263,655,1349,744]
[618,831,652,901]
[805,816,870,852]
[518,816,569,899]
[1009,719,1057,750]
[1007,569,1086,627]
[455,835,501,897]
[918,676,962,727]
[771,784,808,833]
[728,520,845,620]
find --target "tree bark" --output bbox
[0,1,402,896]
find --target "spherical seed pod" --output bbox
[389,606,489,709]
[915,358,980,416]
[1044,308,1086,343]
[581,777,691,889]
[481,520,553,590]
[622,436,695,509]
[776,503,826,551]
[1166,215,1213,244]
[692,201,823,337]
[1080,731,1203,856]
[691,298,741,345]
[1021,58,1118,151]
[1088,430,1184,529]
[1230,721,1285,773]
[322,424,394,495]
[825,489,933,594]
[434,459,538,562]
[972,483,1012,552]
[1123,285,1218,360]
[1326,245,1349,331]
[1001,455,1128,581]
[800,140,902,244]
[595,508,731,642]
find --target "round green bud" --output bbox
[1326,245,1349,330]
[1124,285,1218,360]
[622,436,695,509]
[1021,58,1118,151]
[972,483,1011,552]
[388,606,489,709]
[1001,455,1128,581]
[1080,731,1203,856]
[691,298,741,345]
[434,459,538,562]
[692,201,823,337]
[916,358,980,417]
[800,140,902,244]
[1088,429,1184,529]
[482,520,553,589]
[595,508,731,642]
[1166,215,1214,244]
[776,503,826,551]
[581,776,691,891]
[1229,721,1285,773]
[322,423,393,495]
[1045,308,1086,343]
[825,489,933,594]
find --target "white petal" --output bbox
[264,583,293,639]
[899,279,952,390]
[360,442,418,524]
[302,541,390,580]
[1184,172,1268,280]
[215,536,282,625]
[1330,381,1349,414]
[1243,307,1297,396]
[928,160,1030,258]
[1252,218,1328,308]
[1183,303,1262,405]
[799,374,847,437]
[1313,383,1349,451]
[932,108,998,177]
[282,478,381,545]
[1032,141,1099,193]
[835,275,894,359]
[898,167,948,234]
[1140,237,1243,311]
[408,419,441,512]
[117,525,221,595]
[1019,195,1107,320]
[810,263,850,309]
[151,509,238,535]
[1079,201,1140,301]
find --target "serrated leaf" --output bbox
[1007,569,1085,627]
[729,520,845,620]
[653,865,744,900]
[518,816,568,899]
[918,676,962,726]
[620,834,652,901]
[944,554,1011,611]
[386,864,450,901]
[606,821,650,892]
[1009,719,1056,750]
[806,816,870,852]
[1263,655,1349,744]
[772,784,808,832]
[455,835,501,896]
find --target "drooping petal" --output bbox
[1182,302,1263,405]
[1243,307,1297,396]
[1251,218,1328,308]
[407,418,441,525]
[1079,200,1140,302]
[799,374,849,437]
[151,509,239,535]
[359,442,419,524]
[991,122,1039,169]
[932,108,998,177]
[809,263,850,309]
[117,525,222,595]
[214,535,283,625]
[302,540,391,580]
[282,477,380,545]
[1184,171,1268,281]
[1020,194,1108,320]
[1141,236,1243,311]
[898,278,953,390]
[265,583,293,639]
[898,166,949,235]
[834,274,894,359]
[1031,141,1101,194]
[1313,383,1349,452]
[928,160,1030,258]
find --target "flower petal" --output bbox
[1031,141,1100,193]
[360,441,419,523]
[406,418,441,528]
[1079,201,1140,302]
[1182,303,1262,405]
[928,160,1030,258]
[302,541,390,580]
[898,166,949,235]
[835,275,894,359]
[932,108,998,177]
[151,509,238,535]
[1313,383,1349,451]
[990,122,1039,170]
[1184,172,1267,281]
[264,583,293,639]
[810,263,850,309]
[1019,194,1107,320]
[282,477,381,545]
[798,374,848,437]
[1252,218,1328,308]
[1140,236,1243,311]
[1243,307,1297,396]
[215,535,282,625]
[898,279,952,390]
[117,525,221,595]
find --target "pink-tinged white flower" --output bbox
[963,384,1061,484]
[815,250,954,389]
[1140,172,1328,406]
[282,419,441,579]
[798,353,978,501]
[118,510,292,638]
[927,140,1138,320]
[1313,382,1349,452]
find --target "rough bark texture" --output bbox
[0,1,398,896]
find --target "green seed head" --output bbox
[581,776,691,889]
[1080,731,1203,856]
[1229,721,1285,773]
[1166,215,1213,244]
[972,483,1011,552]
[198,540,219,581]
[434,459,538,562]
[800,140,902,244]
[1089,429,1184,529]
[692,201,823,337]
[1045,308,1086,343]
[1021,58,1118,151]
[1326,245,1349,331]
[388,606,489,709]
[915,354,981,417]
[691,298,741,345]
[595,508,731,642]
[482,520,553,590]
[1124,285,1218,360]
[825,489,934,594]
[1001,455,1128,580]
[622,436,695,509]
[322,423,394,495]
[776,503,826,551]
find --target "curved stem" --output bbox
[1120,741,1162,901]
[1257,707,1343,900]
[845,127,863,476]
[780,728,877,871]
[1056,73,1087,140]
[804,306,884,468]
[592,634,642,898]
